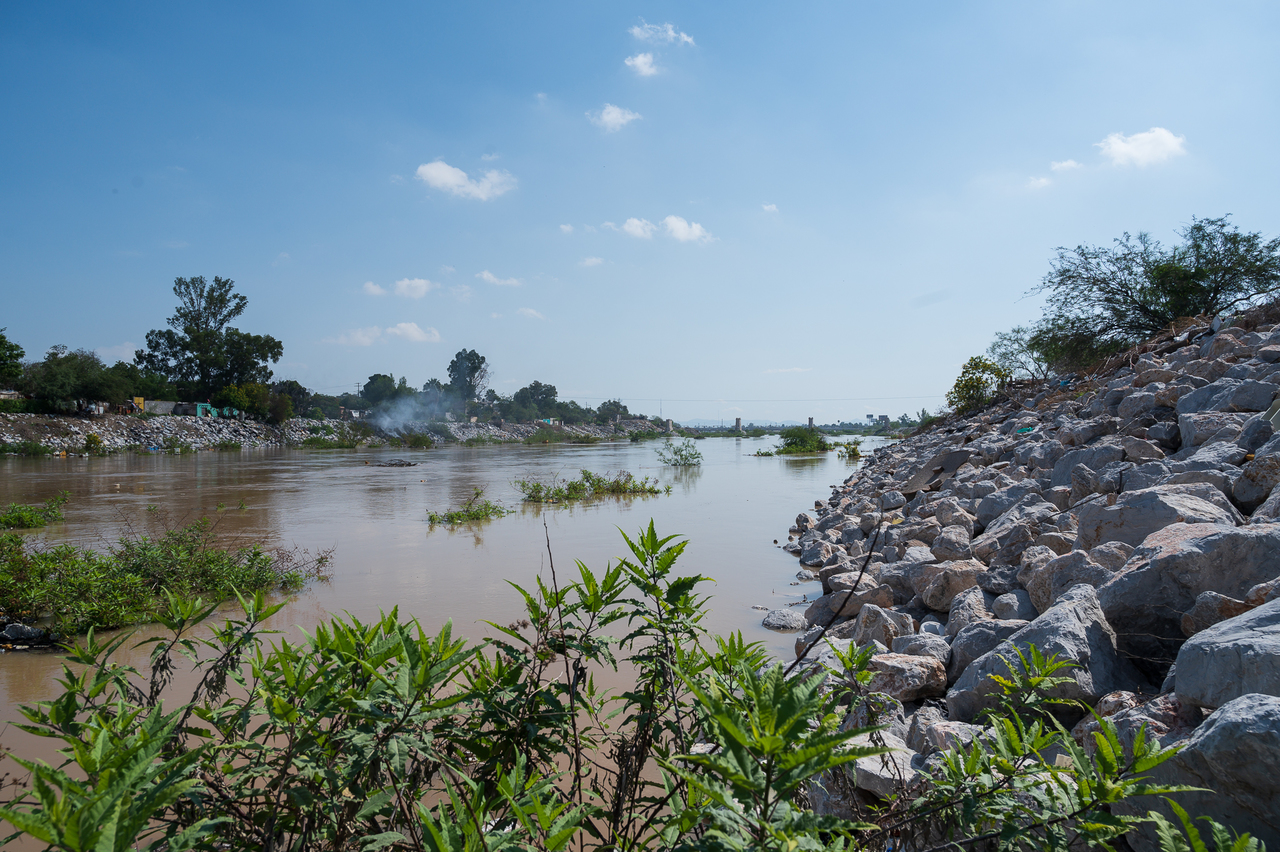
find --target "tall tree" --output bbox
[362,374,397,406]
[136,276,283,399]
[447,349,489,401]
[0,328,24,388]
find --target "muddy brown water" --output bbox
[0,436,886,775]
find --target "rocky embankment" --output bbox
[395,418,661,442]
[0,412,361,452]
[772,319,1280,846]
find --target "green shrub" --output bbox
[0,522,1246,852]
[514,469,665,502]
[82,433,104,454]
[656,437,703,466]
[404,431,434,448]
[0,492,69,530]
[775,425,830,454]
[946,355,1012,414]
[300,435,357,449]
[0,440,54,456]
[161,435,195,454]
[0,517,329,634]
[212,440,242,451]
[427,488,512,524]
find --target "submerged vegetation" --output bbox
[0,522,1253,851]
[0,516,329,634]
[524,426,602,445]
[774,425,832,454]
[300,435,358,449]
[427,488,513,524]
[514,469,665,502]
[835,438,863,459]
[0,492,69,530]
[655,437,703,466]
[0,440,54,456]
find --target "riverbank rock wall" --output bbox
[773,317,1280,847]
[0,412,359,451]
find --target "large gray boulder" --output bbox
[975,481,1042,526]
[1074,483,1243,550]
[1234,450,1280,511]
[947,619,1029,683]
[1125,694,1280,852]
[1021,550,1115,614]
[1175,598,1280,710]
[1178,411,1253,448]
[1050,442,1126,488]
[1097,523,1280,678]
[946,585,1143,723]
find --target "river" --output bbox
[0,434,887,759]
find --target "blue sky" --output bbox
[3,2,1279,422]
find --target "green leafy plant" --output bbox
[300,435,357,449]
[0,491,69,530]
[0,440,54,456]
[656,438,703,466]
[774,426,831,454]
[514,469,664,502]
[428,488,513,524]
[946,355,1013,414]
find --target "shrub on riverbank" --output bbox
[427,487,512,524]
[0,522,1247,851]
[656,437,703,466]
[523,425,601,444]
[0,492,68,530]
[0,518,329,634]
[0,440,54,456]
[514,469,664,502]
[300,435,357,449]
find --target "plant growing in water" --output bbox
[774,425,831,454]
[514,469,665,502]
[0,491,69,530]
[835,438,862,459]
[427,487,513,524]
[656,437,703,466]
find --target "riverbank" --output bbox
[773,315,1280,847]
[0,412,664,454]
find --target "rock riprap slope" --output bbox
[768,321,1280,847]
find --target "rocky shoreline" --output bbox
[771,317,1280,847]
[0,413,661,453]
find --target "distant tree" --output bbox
[136,276,283,399]
[22,347,131,409]
[362,374,397,406]
[267,392,293,424]
[423,378,446,393]
[987,325,1052,380]
[1033,216,1280,345]
[596,398,630,424]
[447,349,489,402]
[946,356,1012,415]
[0,328,24,388]
[272,380,311,415]
[513,381,558,418]
[106,361,175,400]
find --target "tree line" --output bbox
[0,275,647,426]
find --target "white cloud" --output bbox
[621,218,656,238]
[328,326,383,346]
[477,269,522,286]
[1026,177,1052,190]
[518,307,545,320]
[588,104,642,132]
[765,367,811,374]
[481,153,500,161]
[362,281,386,296]
[385,322,440,343]
[630,19,695,45]
[451,284,472,301]
[1095,127,1187,167]
[272,252,291,266]
[96,341,137,363]
[1050,159,1081,172]
[662,215,712,242]
[394,277,438,298]
[440,265,455,274]
[580,256,603,267]
[560,224,574,234]
[415,160,516,200]
[762,203,778,212]
[625,53,658,76]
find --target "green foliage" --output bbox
[775,426,831,454]
[0,522,1252,852]
[300,435,357,449]
[1034,216,1280,345]
[0,492,69,530]
[20,346,133,410]
[160,436,194,454]
[946,355,1013,414]
[82,433,104,454]
[211,440,242,451]
[427,488,513,524]
[0,517,328,634]
[514,469,664,502]
[523,426,600,445]
[136,275,283,400]
[1152,798,1266,852]
[404,431,435,448]
[0,440,54,456]
[0,327,24,388]
[751,448,776,456]
[447,348,490,402]
[835,438,862,459]
[656,438,703,466]
[988,324,1053,380]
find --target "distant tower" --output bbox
[735,417,742,432]
[808,417,814,427]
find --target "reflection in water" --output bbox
[0,436,893,766]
